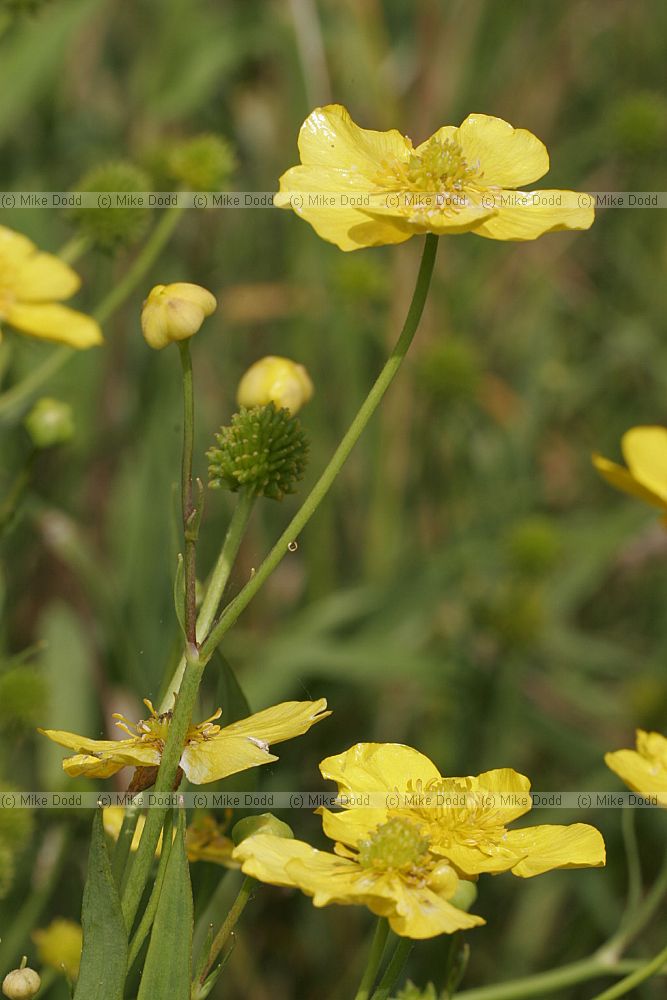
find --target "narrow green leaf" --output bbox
[74,810,128,1000]
[137,809,193,1000]
[174,553,186,637]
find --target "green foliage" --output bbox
[0,666,47,728]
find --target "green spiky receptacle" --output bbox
[207,403,309,501]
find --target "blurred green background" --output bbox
[1,0,667,996]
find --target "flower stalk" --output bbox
[353,918,390,1000]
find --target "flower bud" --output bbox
[237,356,313,416]
[2,963,40,999]
[141,283,217,350]
[427,860,458,895]
[24,398,74,449]
[232,812,293,845]
[449,878,478,912]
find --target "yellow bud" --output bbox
[2,965,40,999]
[237,356,313,415]
[141,282,217,350]
[427,860,459,895]
[232,812,294,845]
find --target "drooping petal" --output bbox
[499,823,606,877]
[456,114,550,188]
[62,744,161,778]
[296,104,412,174]
[384,877,484,938]
[472,190,594,241]
[6,303,103,348]
[318,806,388,847]
[621,427,667,503]
[180,733,278,784]
[222,699,330,746]
[276,167,412,251]
[320,742,441,795]
[592,454,664,508]
[13,252,81,302]
[38,728,134,756]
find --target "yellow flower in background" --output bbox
[103,806,238,866]
[141,282,217,349]
[275,105,594,251]
[237,356,314,415]
[0,226,102,348]
[233,824,484,939]
[605,730,667,804]
[32,918,83,980]
[318,744,605,878]
[39,698,329,784]
[593,426,667,519]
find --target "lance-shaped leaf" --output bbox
[137,808,193,1000]
[74,809,128,1000]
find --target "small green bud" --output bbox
[70,162,152,251]
[24,398,74,449]
[166,134,236,192]
[2,961,40,999]
[449,878,478,912]
[232,813,293,845]
[207,403,309,501]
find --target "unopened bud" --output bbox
[2,961,40,999]
[141,282,217,350]
[24,397,74,449]
[449,878,478,912]
[232,812,293,845]
[237,356,313,416]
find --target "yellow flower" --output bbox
[605,730,667,804]
[32,918,82,980]
[141,282,217,350]
[593,426,667,518]
[39,698,330,784]
[275,105,594,251]
[237,356,314,415]
[0,226,102,348]
[318,744,605,878]
[102,806,239,867]
[233,822,484,939]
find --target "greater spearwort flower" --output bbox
[38,698,329,784]
[237,355,314,416]
[605,730,667,804]
[275,105,594,250]
[593,426,667,521]
[141,282,217,350]
[233,821,484,939]
[0,226,102,348]
[317,744,606,878]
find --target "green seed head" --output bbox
[357,818,429,873]
[207,403,309,501]
[70,161,152,251]
[166,134,236,192]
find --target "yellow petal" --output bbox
[38,728,132,755]
[472,190,594,241]
[320,742,441,793]
[180,733,278,784]
[499,823,606,877]
[456,114,550,187]
[592,453,664,508]
[361,195,494,236]
[0,225,35,263]
[605,748,667,801]
[382,878,484,939]
[433,839,517,876]
[296,104,412,173]
[233,833,318,887]
[276,166,412,251]
[472,768,532,822]
[162,283,217,315]
[6,303,103,348]
[103,807,147,852]
[38,727,159,777]
[223,699,330,746]
[319,806,388,847]
[13,252,81,302]
[621,426,667,502]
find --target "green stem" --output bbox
[591,950,667,1000]
[195,875,254,989]
[121,647,203,930]
[198,233,439,668]
[353,918,390,1000]
[600,844,667,960]
[126,812,174,970]
[0,450,35,534]
[620,807,642,920]
[369,937,412,1000]
[111,801,141,889]
[57,233,91,265]
[0,204,183,423]
[159,488,256,712]
[179,341,197,646]
[455,958,652,1000]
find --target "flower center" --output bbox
[112,699,222,751]
[398,778,511,856]
[357,817,430,873]
[379,138,479,194]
